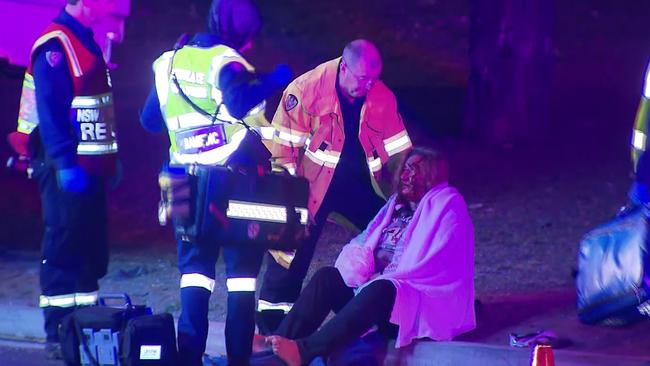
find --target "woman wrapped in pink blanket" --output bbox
[264,147,476,366]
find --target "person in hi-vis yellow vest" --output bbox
[139,1,291,365]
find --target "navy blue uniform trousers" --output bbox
[33,159,108,342]
[176,169,266,366]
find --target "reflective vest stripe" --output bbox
[633,129,646,151]
[645,68,650,98]
[74,291,99,306]
[77,141,119,155]
[305,139,341,168]
[281,163,296,176]
[384,131,412,156]
[226,277,256,292]
[17,119,36,134]
[367,157,382,173]
[23,74,35,89]
[39,294,76,308]
[17,74,37,134]
[252,126,275,140]
[208,48,249,87]
[180,273,215,292]
[171,128,247,165]
[256,299,293,314]
[246,102,266,118]
[154,52,173,109]
[273,136,300,148]
[273,125,309,146]
[274,130,307,145]
[32,31,83,77]
[226,200,308,224]
[39,291,98,308]
[272,162,296,175]
[305,148,340,168]
[71,93,113,108]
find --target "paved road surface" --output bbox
[0,339,61,366]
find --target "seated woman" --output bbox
[263,147,476,366]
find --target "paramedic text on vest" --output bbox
[139,1,291,365]
[9,0,126,360]
[257,39,413,334]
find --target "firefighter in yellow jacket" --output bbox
[257,39,413,333]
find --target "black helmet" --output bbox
[207,0,262,50]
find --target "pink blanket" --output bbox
[334,182,476,347]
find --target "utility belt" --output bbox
[159,163,309,250]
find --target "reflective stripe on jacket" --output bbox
[153,44,269,166]
[632,61,650,171]
[271,58,412,216]
[16,23,118,176]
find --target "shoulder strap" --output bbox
[168,34,238,127]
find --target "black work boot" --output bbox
[45,341,63,360]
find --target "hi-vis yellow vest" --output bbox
[153,44,271,166]
[632,61,650,172]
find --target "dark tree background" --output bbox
[465,0,555,145]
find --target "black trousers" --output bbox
[258,185,385,333]
[34,160,108,342]
[275,266,397,363]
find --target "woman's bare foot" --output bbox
[252,333,271,353]
[266,335,302,366]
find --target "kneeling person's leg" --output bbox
[275,266,355,339]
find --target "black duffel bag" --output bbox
[59,294,177,366]
[170,164,309,251]
[120,313,177,366]
[576,206,650,325]
[161,130,310,251]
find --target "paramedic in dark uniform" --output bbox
[7,0,124,359]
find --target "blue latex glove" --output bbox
[56,166,89,193]
[628,181,650,206]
